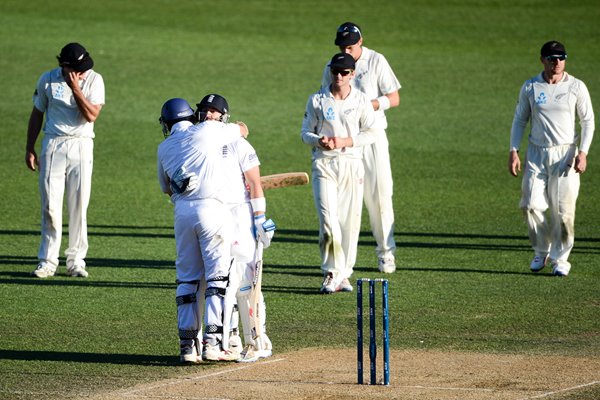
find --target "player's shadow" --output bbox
[0,349,179,366]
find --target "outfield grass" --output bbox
[0,0,599,399]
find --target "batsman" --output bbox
[195,94,276,362]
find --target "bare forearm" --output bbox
[72,88,102,122]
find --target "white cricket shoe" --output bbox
[237,342,271,363]
[378,257,396,274]
[237,344,260,362]
[552,262,571,277]
[31,263,56,278]
[530,255,548,272]
[66,265,89,278]
[229,332,243,354]
[320,272,338,294]
[180,340,202,364]
[338,278,353,292]
[202,342,238,361]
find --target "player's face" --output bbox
[330,68,354,88]
[201,107,223,122]
[541,55,566,77]
[338,38,363,60]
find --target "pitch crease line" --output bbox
[119,358,286,396]
[517,380,600,400]
[397,385,494,392]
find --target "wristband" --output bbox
[376,95,391,111]
[250,197,266,213]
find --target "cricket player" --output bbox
[509,40,595,277]
[26,42,105,279]
[194,94,275,362]
[157,98,248,363]
[321,22,401,274]
[302,53,377,294]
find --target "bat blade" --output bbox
[260,172,309,190]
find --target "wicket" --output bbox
[357,278,390,385]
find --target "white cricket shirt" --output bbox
[321,46,400,129]
[301,85,377,160]
[157,120,242,202]
[511,72,595,153]
[219,138,261,205]
[33,67,105,138]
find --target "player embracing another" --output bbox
[194,94,275,362]
[302,53,377,294]
[157,98,248,363]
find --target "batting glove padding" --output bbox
[254,215,276,248]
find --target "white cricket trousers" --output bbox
[38,135,93,268]
[174,199,233,345]
[312,155,364,280]
[362,129,396,260]
[520,142,580,269]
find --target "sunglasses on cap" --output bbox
[544,55,567,61]
[337,25,362,36]
[331,69,353,76]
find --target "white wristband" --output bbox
[250,197,266,213]
[376,95,390,111]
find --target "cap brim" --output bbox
[335,33,361,46]
[72,57,94,72]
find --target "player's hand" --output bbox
[508,150,521,177]
[25,150,38,171]
[318,136,335,150]
[236,121,249,138]
[65,71,82,91]
[254,214,276,248]
[574,151,587,174]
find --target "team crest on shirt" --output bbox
[535,92,547,105]
[325,106,335,120]
[53,85,65,99]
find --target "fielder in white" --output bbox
[509,40,594,277]
[302,53,377,294]
[194,94,275,362]
[157,98,248,363]
[26,42,105,279]
[321,22,401,274]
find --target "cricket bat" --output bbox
[260,172,309,190]
[249,241,264,343]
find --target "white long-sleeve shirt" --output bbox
[321,46,400,130]
[157,120,242,202]
[301,86,377,160]
[510,72,595,153]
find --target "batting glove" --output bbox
[254,214,276,248]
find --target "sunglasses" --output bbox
[331,69,353,76]
[544,55,567,61]
[338,25,362,36]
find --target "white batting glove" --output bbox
[254,214,276,248]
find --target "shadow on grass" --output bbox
[0,349,179,366]
[0,275,173,289]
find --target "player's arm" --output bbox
[508,83,531,176]
[157,158,173,196]
[25,106,44,171]
[574,81,595,174]
[372,90,399,111]
[67,71,102,122]
[245,166,264,214]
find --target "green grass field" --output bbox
[0,0,598,399]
